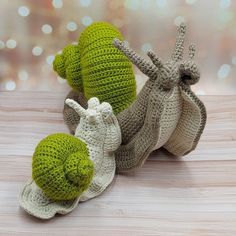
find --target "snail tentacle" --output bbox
[188,44,196,59]
[171,22,187,62]
[113,38,158,79]
[147,50,163,68]
[65,98,87,117]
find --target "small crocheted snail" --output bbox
[53,21,136,118]
[19,97,121,219]
[63,23,207,171]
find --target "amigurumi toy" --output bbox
[62,23,207,172]
[53,21,136,126]
[19,97,121,219]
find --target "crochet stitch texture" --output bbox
[19,97,122,219]
[63,23,207,172]
[32,133,93,201]
[53,22,136,114]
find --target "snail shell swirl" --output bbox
[32,133,94,201]
[53,22,136,114]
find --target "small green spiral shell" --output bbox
[32,133,94,201]
[53,44,82,90]
[53,21,136,114]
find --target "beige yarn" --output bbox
[19,97,121,219]
[63,23,207,172]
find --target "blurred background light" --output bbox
[156,0,167,8]
[32,46,43,56]
[46,55,55,65]
[5,81,16,91]
[18,70,29,81]
[232,56,236,65]
[52,0,63,9]
[217,64,231,80]
[174,16,186,26]
[141,43,152,52]
[82,16,93,26]
[18,6,30,17]
[0,0,235,95]
[185,0,197,5]
[79,0,92,7]
[124,0,140,10]
[6,39,17,49]
[66,21,78,31]
[219,0,231,9]
[0,40,5,49]
[141,0,151,10]
[41,24,53,34]
[195,89,206,95]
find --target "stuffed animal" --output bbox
[53,21,136,116]
[19,97,121,219]
[62,23,207,171]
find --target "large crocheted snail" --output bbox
[19,97,121,219]
[62,23,207,171]
[53,21,136,126]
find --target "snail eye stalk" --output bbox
[88,97,100,109]
[65,99,87,117]
[147,50,163,68]
[188,44,196,60]
[113,38,158,78]
[171,23,187,62]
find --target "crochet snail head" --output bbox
[65,97,120,150]
[32,133,94,201]
[111,23,207,170]
[66,97,113,123]
[53,22,136,114]
[113,23,200,91]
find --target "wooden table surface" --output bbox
[0,91,235,236]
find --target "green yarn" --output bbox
[53,22,136,114]
[32,133,94,201]
[53,45,82,90]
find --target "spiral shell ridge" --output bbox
[32,133,94,201]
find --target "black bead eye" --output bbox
[179,62,200,85]
[181,74,192,82]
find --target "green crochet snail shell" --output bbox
[53,21,136,114]
[32,133,94,201]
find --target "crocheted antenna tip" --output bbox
[32,133,94,201]
[179,22,186,34]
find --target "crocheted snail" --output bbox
[63,23,207,171]
[19,97,121,219]
[53,22,136,126]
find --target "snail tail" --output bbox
[53,44,83,92]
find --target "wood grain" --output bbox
[0,91,235,236]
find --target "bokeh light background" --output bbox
[0,0,236,95]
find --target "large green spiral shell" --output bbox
[32,133,94,201]
[53,22,136,114]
